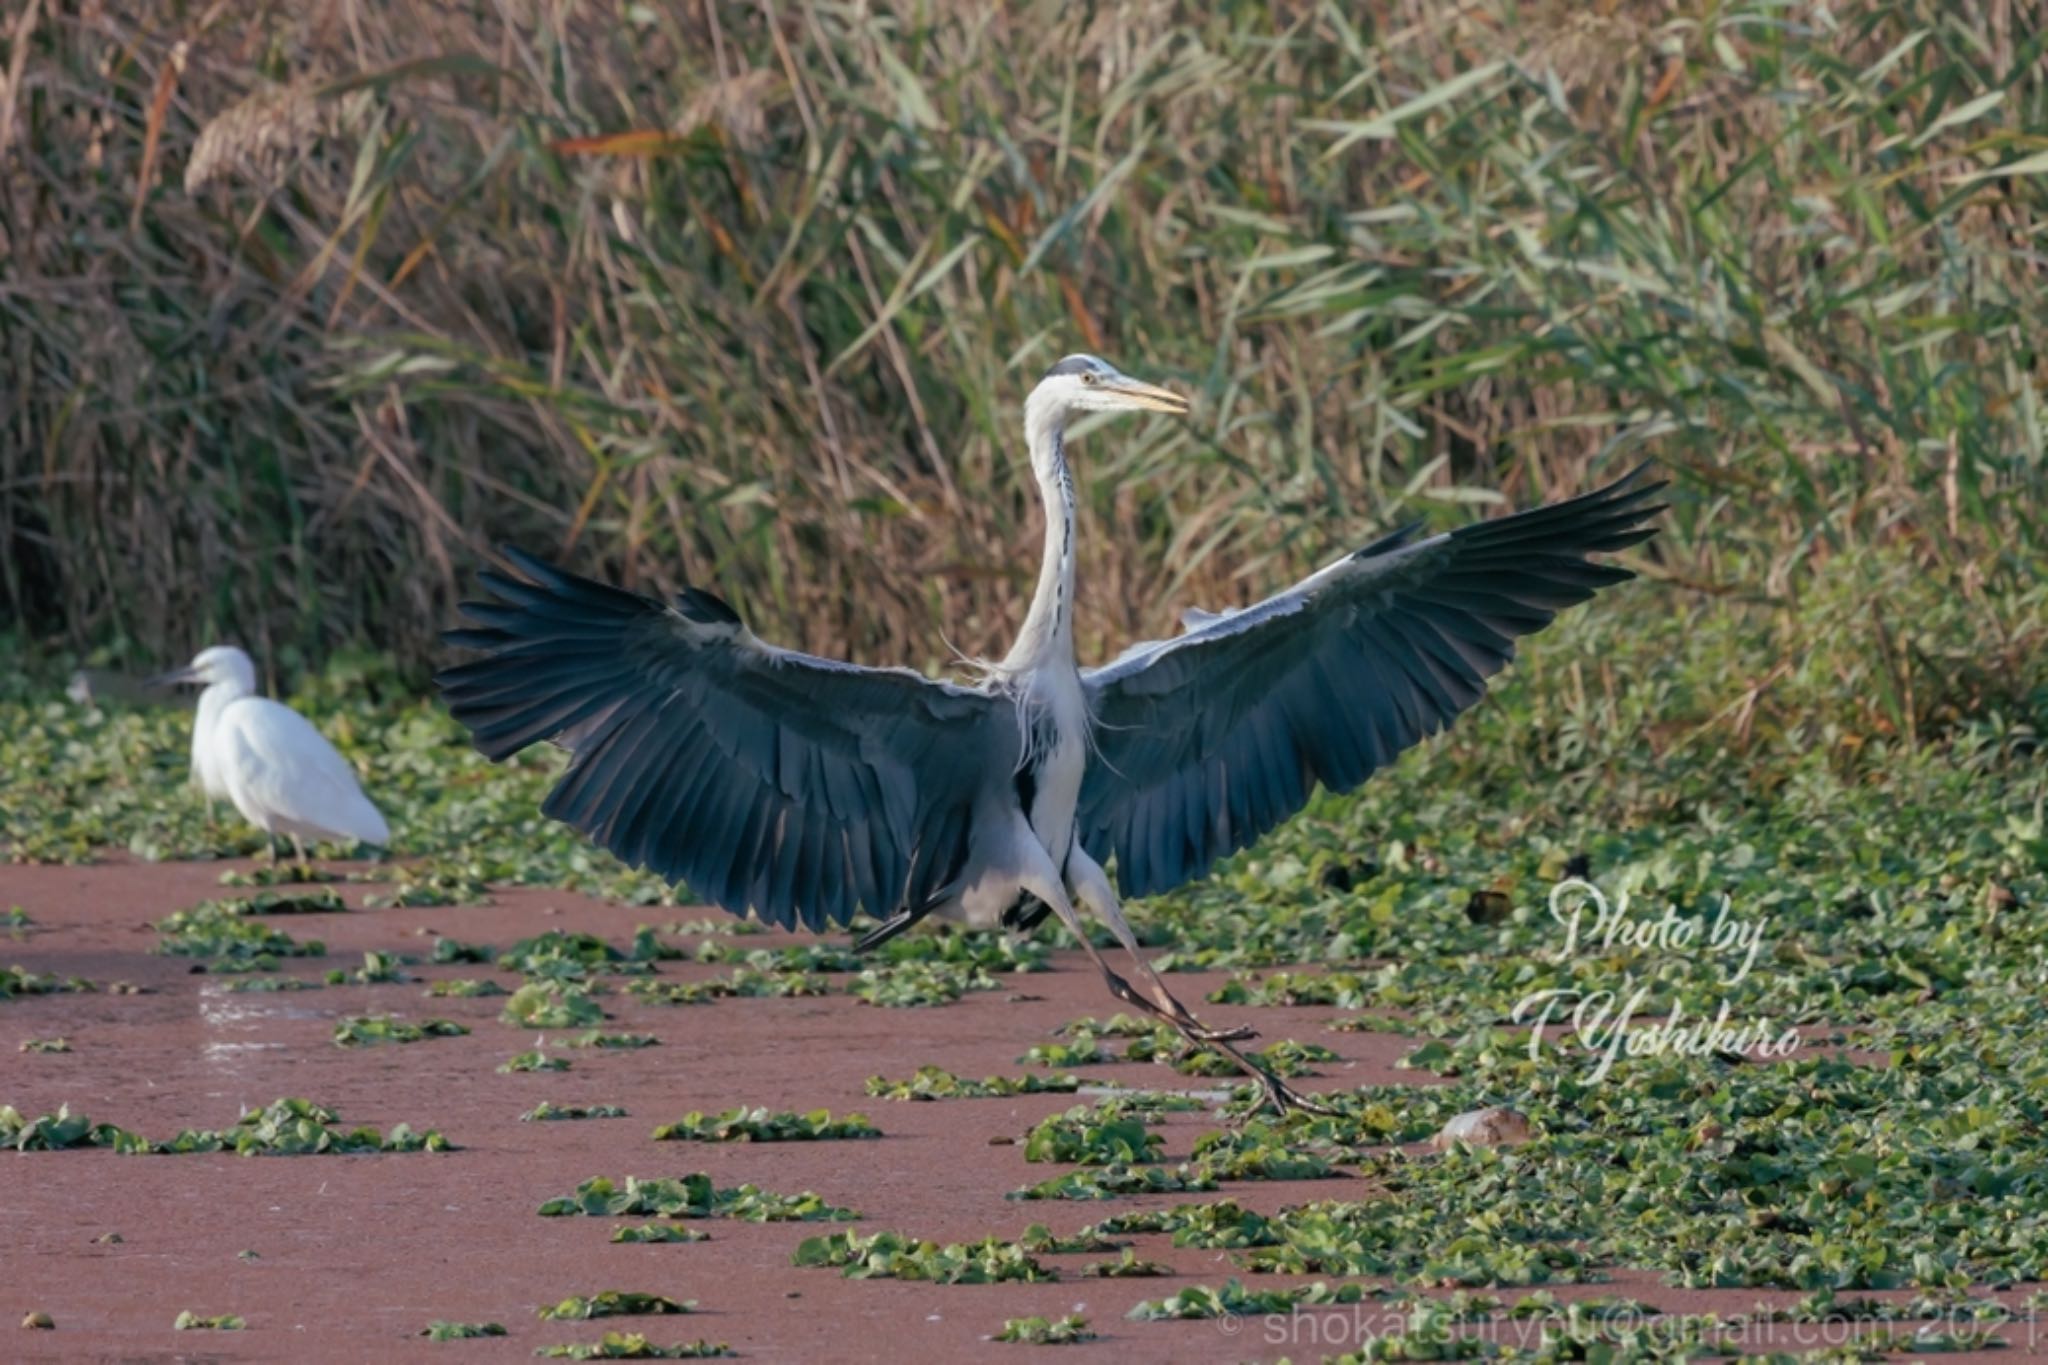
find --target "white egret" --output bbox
[152,645,390,863]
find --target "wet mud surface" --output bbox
[0,859,2031,1362]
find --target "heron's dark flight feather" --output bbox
[1078,464,1666,898]
[437,548,1002,933]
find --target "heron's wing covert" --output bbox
[1078,464,1666,898]
[437,549,1000,932]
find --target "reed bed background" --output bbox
[2,0,2043,750]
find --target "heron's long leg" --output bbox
[1066,847,1249,1041]
[1014,864,1175,1025]
[1064,847,1333,1118]
[290,834,310,877]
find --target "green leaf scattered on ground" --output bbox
[864,1067,1085,1100]
[611,1223,708,1244]
[501,982,605,1028]
[539,1174,857,1223]
[792,1231,1054,1284]
[333,1014,469,1046]
[427,977,507,997]
[993,1313,1095,1344]
[538,1292,691,1321]
[523,1102,629,1122]
[172,1311,246,1330]
[651,1107,879,1143]
[1008,1163,1218,1202]
[1126,1278,1366,1320]
[422,1321,507,1340]
[534,1336,733,1360]
[561,1030,657,1049]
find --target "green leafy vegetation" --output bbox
[1,1103,139,1151]
[155,897,326,969]
[625,968,830,1004]
[1,965,94,999]
[993,1314,1094,1344]
[792,1231,1054,1284]
[3,1097,449,1155]
[651,1107,879,1143]
[19,1037,70,1053]
[366,864,491,908]
[1126,1278,1366,1320]
[522,1102,629,1122]
[1082,1250,1170,1279]
[538,1175,856,1223]
[498,1051,570,1074]
[850,962,999,1007]
[426,977,506,998]
[1008,1164,1218,1202]
[562,1031,658,1050]
[611,1224,708,1244]
[1022,1104,1162,1166]
[223,976,323,993]
[1017,1036,1111,1068]
[172,1311,246,1330]
[864,1067,1085,1101]
[502,982,606,1029]
[538,1292,691,1321]
[534,1337,733,1360]
[326,950,413,985]
[422,1321,507,1341]
[1017,1224,1122,1256]
[333,1014,469,1046]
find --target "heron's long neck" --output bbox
[1004,413,1078,674]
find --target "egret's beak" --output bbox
[1104,376,1190,415]
[147,664,203,688]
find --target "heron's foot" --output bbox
[1138,979,1258,1044]
[1248,1072,1339,1119]
[1182,1020,1259,1044]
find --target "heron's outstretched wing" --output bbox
[1078,464,1666,898]
[437,549,1002,933]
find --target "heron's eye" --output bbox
[1081,372,1098,386]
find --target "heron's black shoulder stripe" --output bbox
[1012,763,1038,814]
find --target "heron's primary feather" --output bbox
[436,548,1004,932]
[1076,464,1667,897]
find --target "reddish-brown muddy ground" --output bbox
[0,859,2033,1363]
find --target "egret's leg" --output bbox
[1062,847,1332,1119]
[290,835,309,877]
[265,833,282,865]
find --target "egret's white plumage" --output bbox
[158,645,390,854]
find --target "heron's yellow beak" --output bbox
[1105,377,1190,415]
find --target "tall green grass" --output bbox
[3,1,2043,740]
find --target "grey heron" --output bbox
[439,354,1663,1112]
[153,645,392,865]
